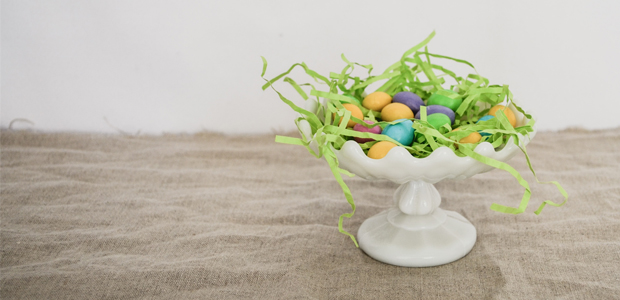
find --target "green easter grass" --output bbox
[261,32,566,247]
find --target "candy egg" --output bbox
[477,115,495,123]
[336,104,363,128]
[362,91,392,111]
[426,113,451,130]
[368,141,398,159]
[381,103,414,122]
[392,91,424,114]
[489,105,517,127]
[476,115,495,136]
[427,90,462,112]
[415,105,455,124]
[382,119,415,146]
[353,120,382,143]
[453,128,482,144]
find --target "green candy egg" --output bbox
[426,113,451,130]
[427,90,462,112]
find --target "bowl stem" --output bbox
[357,180,477,267]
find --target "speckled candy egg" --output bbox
[382,119,415,146]
[415,105,455,124]
[381,103,414,122]
[353,120,382,143]
[477,115,495,123]
[476,115,495,136]
[392,91,424,114]
[362,92,392,111]
[337,104,363,128]
[453,128,482,144]
[427,90,462,112]
[367,141,398,159]
[489,105,517,128]
[426,114,451,130]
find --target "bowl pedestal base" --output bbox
[357,180,476,267]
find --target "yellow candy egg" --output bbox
[453,128,482,144]
[489,105,517,128]
[336,104,363,128]
[381,103,414,122]
[367,141,398,159]
[362,92,392,111]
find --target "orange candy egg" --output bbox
[336,104,363,128]
[367,141,398,159]
[489,105,517,128]
[362,92,392,111]
[453,128,482,144]
[381,103,414,122]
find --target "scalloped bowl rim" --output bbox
[331,106,536,184]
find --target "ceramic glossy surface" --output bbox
[300,99,534,267]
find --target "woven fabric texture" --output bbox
[1,129,619,299]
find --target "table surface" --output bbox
[1,129,619,299]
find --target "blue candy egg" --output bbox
[476,115,495,136]
[477,115,495,122]
[382,119,415,146]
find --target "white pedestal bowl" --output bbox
[330,113,536,267]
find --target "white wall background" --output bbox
[2,0,620,134]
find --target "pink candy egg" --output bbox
[353,120,382,143]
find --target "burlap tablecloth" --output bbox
[1,129,619,299]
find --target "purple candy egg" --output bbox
[353,120,382,143]
[415,105,456,124]
[392,91,425,114]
